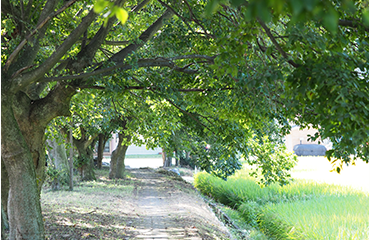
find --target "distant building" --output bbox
[285,125,332,153]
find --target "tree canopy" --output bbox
[1,0,368,238]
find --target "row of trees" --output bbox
[1,0,368,238]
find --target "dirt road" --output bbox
[34,167,231,240]
[129,168,231,239]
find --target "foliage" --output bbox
[246,137,298,186]
[73,154,91,170]
[94,0,128,26]
[45,163,69,187]
[189,138,242,180]
[3,0,367,181]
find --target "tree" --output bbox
[1,0,368,238]
[109,119,132,179]
[45,138,70,190]
[96,132,111,169]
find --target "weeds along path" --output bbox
[129,168,230,240]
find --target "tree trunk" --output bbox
[72,126,97,181]
[97,133,109,169]
[13,91,49,193]
[2,206,9,239]
[162,150,166,166]
[1,97,45,239]
[46,139,70,190]
[174,149,179,166]
[109,133,131,179]
[74,140,96,181]
[69,125,74,191]
[1,159,9,239]
[163,151,172,167]
[1,158,9,232]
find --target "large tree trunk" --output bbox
[109,133,131,179]
[1,98,45,239]
[2,82,75,239]
[13,92,49,193]
[1,158,9,233]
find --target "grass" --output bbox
[219,204,269,240]
[265,194,369,239]
[40,168,139,239]
[194,165,369,240]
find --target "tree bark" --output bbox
[1,96,45,239]
[174,149,179,166]
[1,158,9,232]
[46,139,70,190]
[162,150,166,166]
[2,206,9,239]
[109,133,131,179]
[163,151,172,167]
[97,133,109,169]
[1,159,9,228]
[74,138,96,181]
[69,124,74,191]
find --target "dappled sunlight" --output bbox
[135,226,202,239]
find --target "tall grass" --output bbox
[194,170,369,240]
[194,170,356,207]
[265,194,369,239]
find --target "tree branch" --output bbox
[183,0,214,39]
[157,0,195,34]
[339,19,369,32]
[5,0,78,71]
[165,98,215,134]
[109,9,174,63]
[65,0,125,73]
[131,0,152,12]
[11,8,97,92]
[257,18,300,68]
[29,83,76,126]
[38,55,215,83]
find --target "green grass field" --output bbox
[194,158,369,240]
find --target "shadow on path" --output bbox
[129,168,230,240]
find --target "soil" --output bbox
[3,167,232,240]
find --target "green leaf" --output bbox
[205,0,220,16]
[362,9,369,27]
[323,8,339,33]
[94,0,108,13]
[115,8,128,25]
[290,0,304,16]
[230,0,245,8]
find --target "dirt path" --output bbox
[30,167,232,240]
[129,168,231,240]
